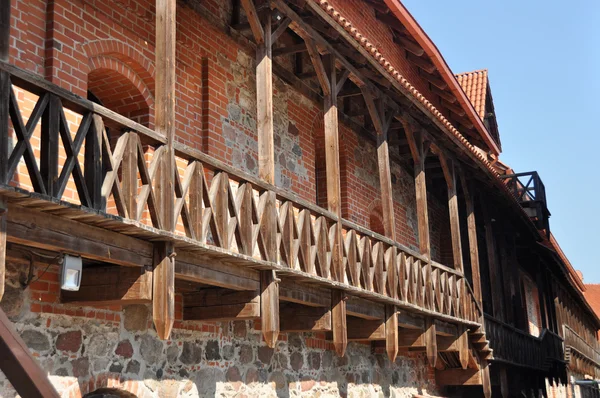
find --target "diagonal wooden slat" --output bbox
[7,89,47,193]
[100,126,128,218]
[136,143,164,229]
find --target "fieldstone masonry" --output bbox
[0,258,437,398]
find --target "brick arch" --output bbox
[88,55,154,127]
[81,40,155,97]
[60,373,152,398]
[368,199,385,236]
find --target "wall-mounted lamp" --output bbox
[60,254,82,291]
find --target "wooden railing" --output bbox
[485,315,563,371]
[0,61,482,325]
[563,325,600,368]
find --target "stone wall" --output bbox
[0,254,437,398]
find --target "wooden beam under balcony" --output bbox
[281,303,331,332]
[183,289,260,321]
[346,317,385,341]
[61,266,152,306]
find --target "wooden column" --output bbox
[425,317,437,367]
[402,116,430,258]
[438,151,463,272]
[0,0,10,184]
[480,192,504,320]
[458,172,482,306]
[153,0,176,340]
[362,86,398,362]
[243,3,280,347]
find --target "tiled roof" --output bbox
[456,69,488,120]
[585,284,600,320]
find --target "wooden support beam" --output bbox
[281,303,331,332]
[362,85,396,241]
[5,205,153,267]
[398,311,425,329]
[0,198,5,301]
[0,308,61,398]
[419,70,447,90]
[500,365,509,398]
[398,328,425,348]
[457,327,469,370]
[434,319,458,337]
[0,0,9,62]
[280,282,330,307]
[402,117,431,258]
[260,269,279,347]
[438,152,463,272]
[152,242,174,340]
[61,266,152,306]
[394,35,424,56]
[184,289,260,321]
[431,85,456,103]
[0,70,8,185]
[436,368,482,386]
[257,11,274,184]
[154,0,176,340]
[175,252,260,291]
[332,289,348,357]
[425,318,437,367]
[346,317,385,341]
[305,38,331,97]
[480,193,504,320]
[346,296,385,320]
[273,43,306,57]
[386,304,399,362]
[458,171,482,306]
[406,53,436,74]
[240,0,265,44]
[375,10,406,34]
[442,99,466,117]
[481,357,492,398]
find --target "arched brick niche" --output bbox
[88,56,154,128]
[368,199,385,236]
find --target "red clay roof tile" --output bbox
[456,69,488,121]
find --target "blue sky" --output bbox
[401,0,600,282]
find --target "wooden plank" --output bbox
[0,308,61,398]
[0,198,5,301]
[261,270,279,347]
[480,192,504,320]
[398,311,425,329]
[280,303,331,332]
[154,0,176,340]
[121,132,138,218]
[86,115,104,210]
[5,204,153,267]
[280,282,330,307]
[184,289,260,321]
[346,317,385,341]
[458,171,482,306]
[438,152,463,272]
[386,304,399,362]
[40,95,60,197]
[436,368,482,386]
[332,289,347,357]
[346,296,385,320]
[61,266,152,306]
[425,318,437,367]
[240,0,265,44]
[175,252,259,291]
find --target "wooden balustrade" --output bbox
[563,325,600,377]
[0,60,482,327]
[485,315,564,371]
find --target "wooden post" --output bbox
[121,132,138,217]
[481,357,492,398]
[480,191,504,320]
[0,0,9,184]
[153,0,176,340]
[40,95,60,197]
[249,7,280,347]
[331,289,347,357]
[438,151,463,272]
[458,171,482,307]
[402,116,430,258]
[425,317,437,367]
[0,198,5,301]
[0,0,9,62]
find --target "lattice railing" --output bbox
[485,315,563,371]
[0,61,482,325]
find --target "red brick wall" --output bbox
[8,0,452,262]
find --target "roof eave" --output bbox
[382,0,501,155]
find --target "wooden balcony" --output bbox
[484,315,564,372]
[0,60,486,358]
[563,325,600,378]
